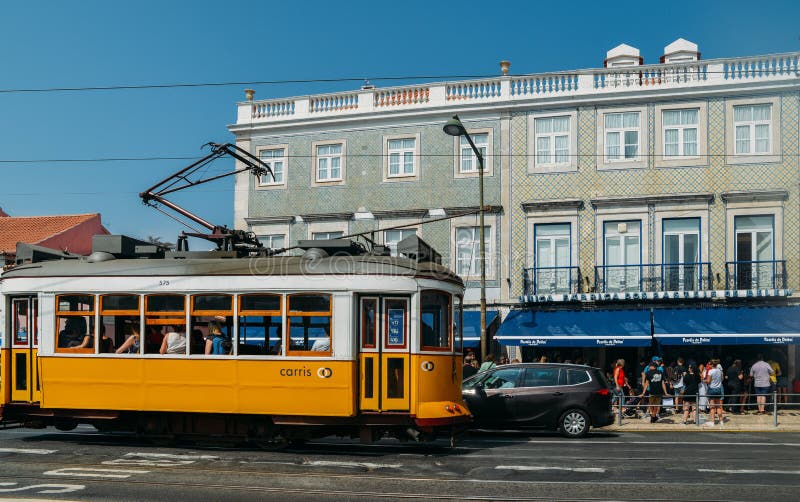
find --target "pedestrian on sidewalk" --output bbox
[698,362,709,412]
[669,357,687,413]
[682,364,700,424]
[725,359,744,413]
[750,354,775,414]
[612,359,629,416]
[641,357,669,423]
[706,358,725,426]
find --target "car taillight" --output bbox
[595,388,610,396]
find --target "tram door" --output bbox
[10,297,40,403]
[359,297,410,412]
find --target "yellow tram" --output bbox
[0,237,470,445]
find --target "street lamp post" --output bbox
[443,115,488,362]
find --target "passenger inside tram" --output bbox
[58,317,87,348]
[115,324,141,354]
[160,324,187,354]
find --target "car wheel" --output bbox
[558,409,589,438]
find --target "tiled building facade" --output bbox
[230,39,800,374]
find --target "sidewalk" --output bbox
[603,409,800,432]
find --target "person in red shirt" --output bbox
[612,359,629,415]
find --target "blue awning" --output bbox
[462,310,499,348]
[494,309,652,347]
[654,306,800,345]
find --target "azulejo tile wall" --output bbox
[510,92,800,298]
[246,119,504,276]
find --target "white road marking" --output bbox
[0,447,57,455]
[43,467,150,479]
[522,439,800,447]
[0,482,85,494]
[119,452,219,460]
[496,465,606,473]
[303,460,402,469]
[699,468,800,475]
[103,452,219,466]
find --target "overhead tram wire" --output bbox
[0,68,791,94]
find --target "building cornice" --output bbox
[299,212,355,222]
[720,190,788,203]
[522,198,584,212]
[244,216,295,225]
[371,208,430,219]
[445,205,504,215]
[591,192,714,208]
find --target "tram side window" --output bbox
[238,294,282,356]
[144,294,186,355]
[56,295,95,353]
[191,294,233,355]
[420,291,452,350]
[101,294,140,355]
[287,293,332,355]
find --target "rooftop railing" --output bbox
[238,52,800,125]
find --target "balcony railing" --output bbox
[523,266,582,296]
[595,263,713,293]
[725,260,786,290]
[238,52,800,125]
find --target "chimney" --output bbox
[661,38,700,63]
[604,44,643,68]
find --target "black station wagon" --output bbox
[462,363,614,438]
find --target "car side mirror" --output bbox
[475,382,487,397]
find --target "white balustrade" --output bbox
[510,73,580,96]
[309,92,359,113]
[374,87,430,108]
[241,52,800,125]
[251,99,295,119]
[446,79,503,100]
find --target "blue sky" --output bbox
[1,0,798,246]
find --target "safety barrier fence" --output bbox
[611,391,798,427]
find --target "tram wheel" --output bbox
[251,436,289,451]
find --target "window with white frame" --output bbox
[312,231,344,240]
[387,138,416,177]
[603,220,641,292]
[605,112,641,161]
[459,133,488,174]
[316,143,343,181]
[259,233,286,249]
[535,116,570,166]
[259,148,285,185]
[734,104,772,155]
[663,109,698,157]
[455,226,491,276]
[534,223,571,294]
[734,214,775,289]
[384,228,416,256]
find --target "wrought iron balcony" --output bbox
[594,262,713,293]
[725,260,786,289]
[523,266,582,295]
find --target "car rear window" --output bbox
[566,369,591,385]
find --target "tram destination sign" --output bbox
[519,289,793,304]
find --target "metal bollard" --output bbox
[696,394,701,427]
[773,391,779,428]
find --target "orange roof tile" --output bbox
[0,213,100,254]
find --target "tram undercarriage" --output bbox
[0,404,469,447]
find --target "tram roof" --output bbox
[1,254,463,285]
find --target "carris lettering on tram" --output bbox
[280,367,312,377]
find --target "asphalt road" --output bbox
[0,426,798,501]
